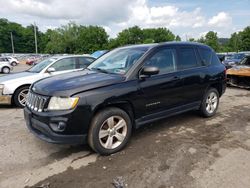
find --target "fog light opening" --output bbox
[50,121,66,132]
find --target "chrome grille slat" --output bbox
[26,91,48,112]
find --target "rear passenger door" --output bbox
[176,46,207,105]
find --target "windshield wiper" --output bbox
[91,68,109,74]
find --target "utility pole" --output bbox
[34,22,38,54]
[10,32,15,54]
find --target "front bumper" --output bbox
[24,107,87,144]
[0,95,12,105]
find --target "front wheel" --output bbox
[13,86,30,108]
[2,67,10,74]
[200,88,219,117]
[88,107,132,155]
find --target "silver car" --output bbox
[0,55,95,107]
[0,57,13,74]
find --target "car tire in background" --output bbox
[88,107,132,155]
[1,67,10,74]
[200,88,219,117]
[11,61,17,66]
[13,86,30,108]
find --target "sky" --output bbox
[0,0,249,40]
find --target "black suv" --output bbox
[24,42,226,155]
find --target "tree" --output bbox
[142,28,175,43]
[1,18,249,54]
[227,32,241,52]
[197,31,219,51]
[77,25,109,53]
[188,38,196,42]
[116,26,144,45]
[239,26,250,51]
[44,23,108,54]
[175,35,181,41]
[197,36,205,43]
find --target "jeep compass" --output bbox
[24,42,226,155]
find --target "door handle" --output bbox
[171,76,180,81]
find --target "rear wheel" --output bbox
[200,88,219,117]
[13,86,30,108]
[88,107,132,155]
[2,67,10,74]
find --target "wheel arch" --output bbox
[1,66,10,72]
[92,101,135,127]
[11,84,31,104]
[209,83,223,97]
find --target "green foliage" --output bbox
[116,26,144,46]
[194,31,220,51]
[142,28,175,43]
[188,38,195,42]
[204,31,219,51]
[175,35,181,41]
[195,27,250,52]
[77,25,109,53]
[0,18,250,53]
[108,26,176,48]
[239,26,250,51]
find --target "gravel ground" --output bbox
[0,88,250,188]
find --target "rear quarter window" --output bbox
[178,47,198,70]
[198,48,212,66]
[211,52,221,65]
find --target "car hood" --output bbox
[0,71,38,84]
[227,65,250,77]
[32,70,125,96]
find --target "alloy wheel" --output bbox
[205,91,218,114]
[18,89,29,107]
[99,116,128,149]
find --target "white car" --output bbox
[0,57,13,74]
[5,56,19,66]
[0,55,95,107]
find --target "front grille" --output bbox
[26,92,48,112]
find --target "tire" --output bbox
[2,67,10,74]
[13,86,30,108]
[88,107,132,155]
[11,61,17,66]
[200,88,219,117]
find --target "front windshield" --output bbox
[27,58,57,73]
[88,47,149,75]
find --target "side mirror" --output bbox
[47,67,56,73]
[140,66,159,79]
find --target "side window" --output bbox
[143,48,177,75]
[198,48,212,65]
[50,58,76,71]
[211,53,221,65]
[178,48,198,70]
[78,57,95,68]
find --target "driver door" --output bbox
[136,47,184,116]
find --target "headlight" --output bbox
[48,97,79,111]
